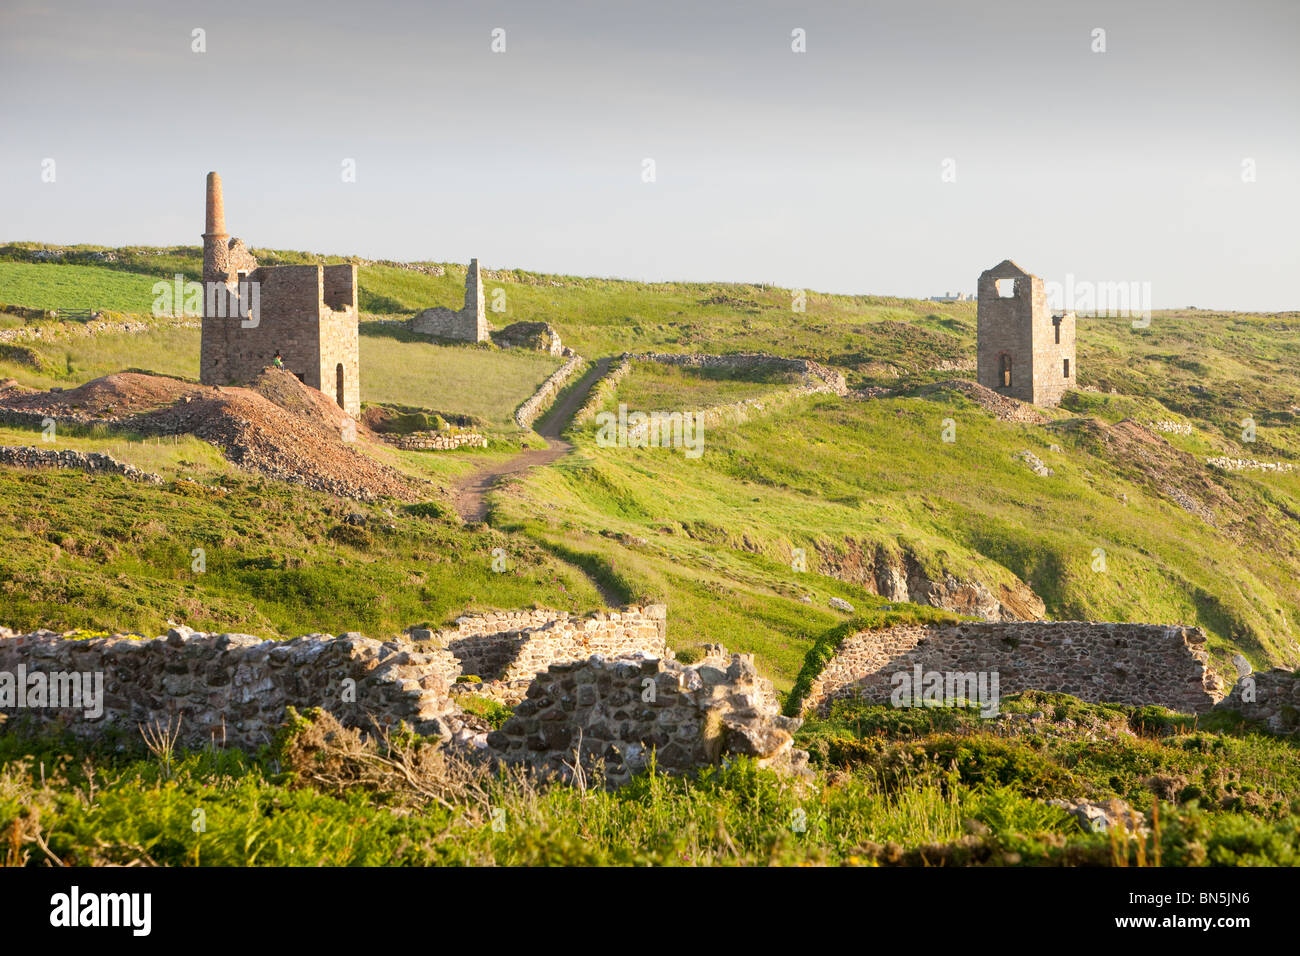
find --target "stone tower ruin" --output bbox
[410,259,489,343]
[199,172,360,418]
[976,259,1075,407]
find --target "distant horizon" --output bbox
[4,0,1296,312]
[5,237,1293,315]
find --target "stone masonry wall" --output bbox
[436,605,668,704]
[806,621,1225,716]
[0,626,469,751]
[487,648,806,786]
[0,446,164,484]
[388,431,488,451]
[514,354,584,428]
[409,259,489,344]
[1215,669,1300,733]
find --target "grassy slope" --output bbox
[2,247,1298,684]
[0,469,603,639]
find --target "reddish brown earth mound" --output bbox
[0,369,420,501]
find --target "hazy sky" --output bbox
[2,0,1297,309]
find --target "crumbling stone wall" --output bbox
[0,446,163,483]
[0,626,471,751]
[976,260,1075,407]
[433,605,668,704]
[1216,669,1300,733]
[491,321,564,356]
[806,621,1224,716]
[409,259,489,343]
[487,647,806,786]
[514,354,584,428]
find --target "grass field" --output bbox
[358,327,561,424]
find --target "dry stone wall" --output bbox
[807,621,1225,716]
[1216,669,1300,733]
[514,354,585,428]
[0,446,164,484]
[0,626,471,751]
[387,431,488,451]
[487,647,806,786]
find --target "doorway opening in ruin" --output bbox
[1000,353,1013,388]
[336,363,345,408]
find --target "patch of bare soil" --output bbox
[0,369,420,502]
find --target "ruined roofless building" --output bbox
[410,259,489,343]
[199,172,360,417]
[976,259,1076,407]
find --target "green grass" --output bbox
[0,469,604,639]
[0,261,162,313]
[358,327,561,424]
[614,359,800,412]
[3,689,1297,866]
[0,424,232,480]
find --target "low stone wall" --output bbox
[0,317,197,345]
[1216,669,1300,733]
[0,445,164,484]
[629,351,848,395]
[514,354,584,428]
[388,431,488,451]
[487,647,806,786]
[0,626,472,751]
[572,358,631,425]
[1206,457,1296,474]
[806,621,1225,716]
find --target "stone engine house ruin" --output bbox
[976,259,1075,407]
[410,258,489,343]
[199,172,360,417]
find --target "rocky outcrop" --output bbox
[813,540,1046,622]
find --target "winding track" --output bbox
[452,357,612,523]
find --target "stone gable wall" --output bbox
[806,621,1225,716]
[409,259,489,344]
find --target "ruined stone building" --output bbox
[410,259,489,343]
[199,172,360,417]
[976,259,1075,407]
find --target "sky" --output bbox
[1,0,1297,310]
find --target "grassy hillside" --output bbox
[2,245,1298,685]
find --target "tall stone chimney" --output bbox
[203,171,229,285]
